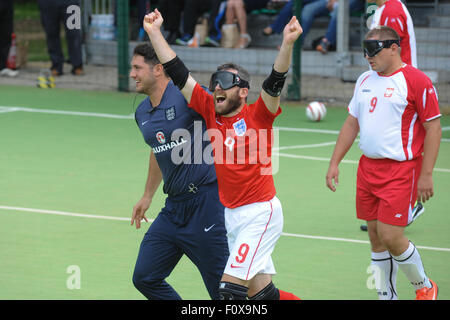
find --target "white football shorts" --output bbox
[223,196,283,281]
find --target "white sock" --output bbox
[222,24,237,30]
[392,242,431,290]
[370,251,398,300]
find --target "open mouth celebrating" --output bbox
[214,92,227,107]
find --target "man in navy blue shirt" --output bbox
[130,43,228,300]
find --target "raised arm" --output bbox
[143,9,197,102]
[261,16,303,113]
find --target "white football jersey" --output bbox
[348,65,440,161]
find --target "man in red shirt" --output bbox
[142,8,302,300]
[369,0,417,67]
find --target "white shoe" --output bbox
[0,68,19,77]
[237,33,251,49]
[407,201,425,226]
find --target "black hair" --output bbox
[133,43,160,65]
[133,43,168,77]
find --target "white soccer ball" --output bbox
[306,101,327,122]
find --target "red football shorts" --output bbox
[356,155,422,226]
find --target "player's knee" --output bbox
[218,281,248,300]
[248,282,280,300]
[368,229,383,249]
[379,235,401,252]
[228,0,240,7]
[132,270,146,291]
[132,269,158,292]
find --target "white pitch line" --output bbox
[1,106,449,141]
[0,107,21,113]
[1,205,449,253]
[0,205,133,222]
[1,106,449,169]
[0,106,134,119]
[274,141,336,151]
[275,152,359,164]
[282,232,370,245]
[282,232,450,252]
[275,152,450,172]
[275,126,340,135]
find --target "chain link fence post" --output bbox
[287,0,302,101]
[117,0,129,92]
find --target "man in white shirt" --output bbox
[326,26,441,300]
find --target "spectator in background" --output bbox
[262,0,365,54]
[315,0,365,54]
[369,0,417,67]
[133,0,152,41]
[175,0,213,46]
[225,0,270,48]
[0,0,18,77]
[263,0,324,38]
[204,0,227,47]
[263,0,305,36]
[175,0,225,48]
[159,0,184,44]
[38,0,84,76]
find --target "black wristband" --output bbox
[262,67,288,97]
[162,56,190,90]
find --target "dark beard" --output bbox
[215,91,241,116]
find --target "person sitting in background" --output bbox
[262,0,364,54]
[159,0,184,44]
[225,0,270,48]
[204,0,227,47]
[263,0,322,37]
[133,0,152,41]
[175,0,213,46]
[175,0,227,48]
[315,0,364,54]
[263,0,306,36]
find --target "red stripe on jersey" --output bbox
[379,0,414,66]
[401,65,441,159]
[400,100,417,160]
[245,200,274,280]
[360,74,371,87]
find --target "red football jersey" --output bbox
[188,83,281,208]
[370,0,417,67]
